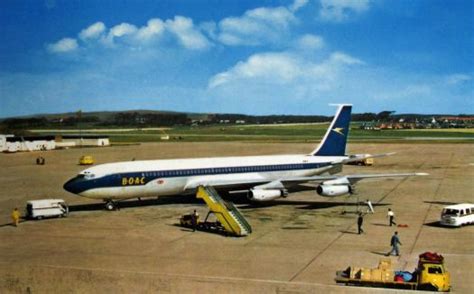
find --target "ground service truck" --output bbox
[335,252,450,292]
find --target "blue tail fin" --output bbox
[310,104,352,156]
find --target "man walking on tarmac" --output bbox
[387,208,396,226]
[11,208,20,227]
[387,231,402,256]
[357,212,364,234]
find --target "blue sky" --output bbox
[0,0,472,117]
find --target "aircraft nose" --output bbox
[63,176,85,195]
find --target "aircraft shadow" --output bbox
[424,201,458,206]
[68,195,202,212]
[67,191,390,212]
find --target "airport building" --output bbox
[0,135,56,153]
[1,134,110,152]
[57,135,110,147]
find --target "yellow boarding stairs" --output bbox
[196,186,252,236]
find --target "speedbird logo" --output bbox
[332,127,345,136]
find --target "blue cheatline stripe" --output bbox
[72,162,331,194]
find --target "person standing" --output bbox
[387,231,402,256]
[387,208,396,226]
[191,210,199,232]
[11,208,21,227]
[357,212,364,234]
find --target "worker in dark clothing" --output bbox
[387,231,402,256]
[191,210,198,232]
[357,212,364,234]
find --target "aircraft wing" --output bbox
[183,172,428,193]
[281,172,429,185]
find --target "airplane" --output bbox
[63,104,427,210]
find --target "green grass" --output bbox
[31,123,474,143]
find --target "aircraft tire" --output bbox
[105,201,116,211]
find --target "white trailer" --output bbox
[26,199,68,220]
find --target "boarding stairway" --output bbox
[196,186,252,236]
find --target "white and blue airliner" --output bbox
[64,104,427,210]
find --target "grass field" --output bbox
[30,123,474,143]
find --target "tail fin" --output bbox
[310,104,352,156]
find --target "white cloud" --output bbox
[165,16,211,50]
[136,18,165,41]
[47,38,78,53]
[319,0,371,22]
[329,51,363,65]
[445,74,471,85]
[216,6,296,46]
[106,22,138,44]
[296,34,325,50]
[209,53,302,88]
[79,22,106,40]
[208,50,363,89]
[53,17,211,51]
[290,0,309,12]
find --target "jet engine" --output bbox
[248,189,286,201]
[316,185,351,197]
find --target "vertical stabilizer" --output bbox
[310,104,352,156]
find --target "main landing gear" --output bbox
[104,200,118,211]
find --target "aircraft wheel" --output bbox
[105,201,116,211]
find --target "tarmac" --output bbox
[0,142,473,293]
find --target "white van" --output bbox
[440,203,474,227]
[26,199,69,220]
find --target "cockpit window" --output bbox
[82,171,95,179]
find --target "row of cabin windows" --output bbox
[132,163,320,178]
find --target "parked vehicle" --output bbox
[79,155,94,165]
[26,199,68,220]
[440,203,474,227]
[346,154,374,166]
[335,252,450,292]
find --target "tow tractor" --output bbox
[335,252,451,292]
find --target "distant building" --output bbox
[1,135,55,153]
[0,135,14,152]
[58,135,110,147]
